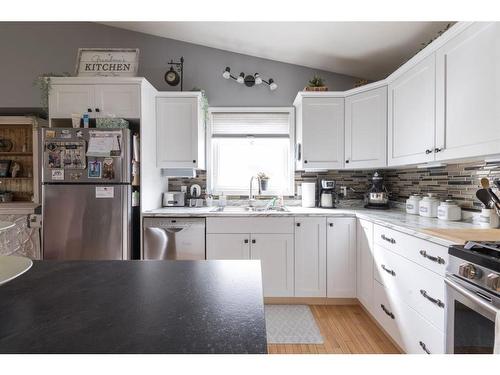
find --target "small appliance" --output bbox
[162,191,185,207]
[320,180,337,208]
[446,241,500,354]
[364,172,390,209]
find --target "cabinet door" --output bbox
[49,84,94,118]
[206,233,250,260]
[356,219,374,313]
[294,217,326,297]
[345,86,387,169]
[298,97,344,170]
[435,22,500,161]
[327,217,356,298]
[156,97,203,169]
[94,84,140,118]
[388,54,436,166]
[250,233,294,297]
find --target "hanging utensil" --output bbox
[476,189,493,208]
[480,177,500,205]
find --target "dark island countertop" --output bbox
[0,260,267,354]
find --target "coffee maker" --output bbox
[320,180,337,208]
[365,172,390,209]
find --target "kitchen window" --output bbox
[207,108,295,196]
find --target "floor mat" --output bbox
[265,304,324,344]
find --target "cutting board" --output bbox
[421,228,500,244]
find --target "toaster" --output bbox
[162,192,185,207]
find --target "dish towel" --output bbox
[495,311,500,354]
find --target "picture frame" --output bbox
[75,48,140,77]
[0,160,11,177]
[88,160,102,178]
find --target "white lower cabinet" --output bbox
[327,217,356,298]
[356,219,374,313]
[251,233,294,297]
[206,233,250,260]
[294,217,327,297]
[205,217,294,298]
[370,224,446,354]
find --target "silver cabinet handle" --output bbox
[420,289,445,308]
[381,234,396,244]
[419,341,431,354]
[381,264,396,276]
[380,304,395,319]
[419,250,445,264]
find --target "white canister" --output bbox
[437,200,462,221]
[479,208,500,228]
[419,194,440,218]
[301,182,316,208]
[406,195,422,215]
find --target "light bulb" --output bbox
[269,79,277,91]
[237,72,245,84]
[222,67,231,79]
[254,73,262,85]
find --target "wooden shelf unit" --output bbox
[0,116,43,203]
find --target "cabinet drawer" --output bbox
[373,281,403,348]
[374,244,445,331]
[207,217,294,234]
[373,224,448,276]
[400,301,445,354]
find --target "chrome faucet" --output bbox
[249,176,262,207]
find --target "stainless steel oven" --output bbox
[445,275,499,354]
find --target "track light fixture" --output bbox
[221,67,277,91]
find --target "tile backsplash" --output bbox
[168,161,500,211]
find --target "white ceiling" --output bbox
[102,22,452,80]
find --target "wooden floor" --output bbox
[267,304,401,354]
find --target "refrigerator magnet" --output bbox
[88,160,102,178]
[102,158,115,179]
[96,186,114,199]
[45,130,56,139]
[51,169,64,180]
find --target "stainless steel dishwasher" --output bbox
[143,217,206,260]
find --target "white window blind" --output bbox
[211,112,290,136]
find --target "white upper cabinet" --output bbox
[327,217,356,298]
[94,84,140,118]
[435,22,500,161]
[345,86,387,169]
[388,54,436,166]
[156,94,205,169]
[294,217,326,297]
[295,95,344,170]
[49,84,94,118]
[49,83,141,119]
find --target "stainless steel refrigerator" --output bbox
[42,128,132,260]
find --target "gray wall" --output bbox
[0,22,359,109]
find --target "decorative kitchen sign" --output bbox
[75,48,139,77]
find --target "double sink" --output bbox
[211,206,290,213]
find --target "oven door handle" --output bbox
[444,278,499,315]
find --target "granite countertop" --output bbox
[143,205,485,247]
[0,260,267,354]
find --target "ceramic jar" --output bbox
[419,194,440,218]
[437,200,462,221]
[406,195,422,215]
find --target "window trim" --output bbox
[206,107,295,196]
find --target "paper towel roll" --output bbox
[302,182,316,208]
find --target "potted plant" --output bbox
[33,72,72,117]
[305,75,328,91]
[257,172,269,191]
